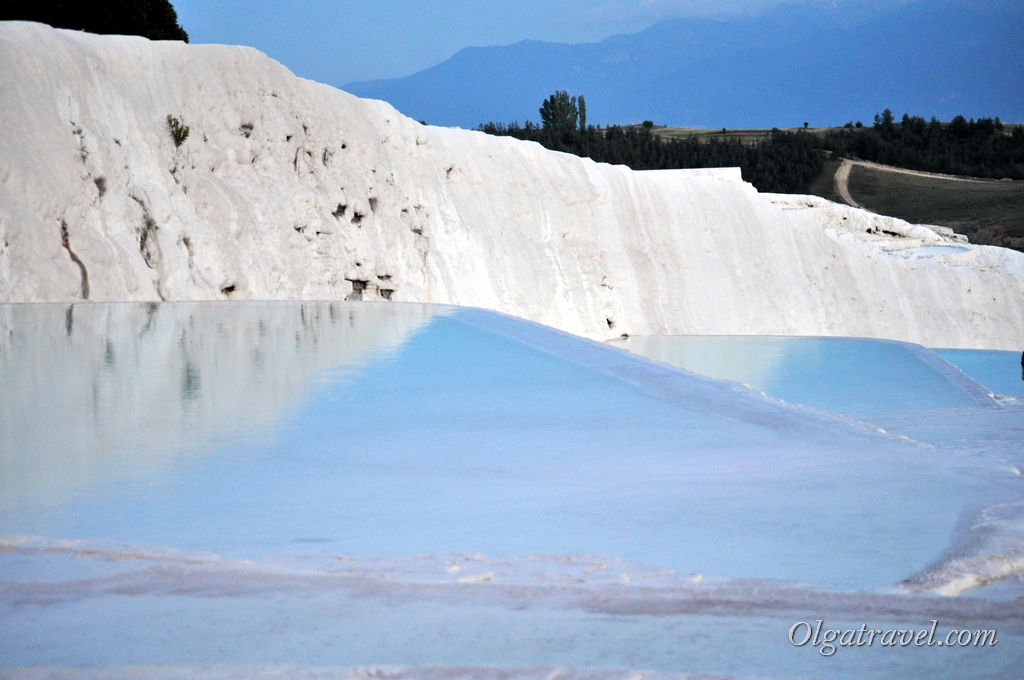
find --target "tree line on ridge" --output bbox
[478,93,1024,193]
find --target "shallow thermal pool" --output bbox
[2,303,1022,679]
[618,335,1024,414]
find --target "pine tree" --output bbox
[539,91,579,136]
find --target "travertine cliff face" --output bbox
[1,22,1021,348]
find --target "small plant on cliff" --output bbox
[166,114,189,147]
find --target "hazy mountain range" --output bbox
[344,0,1024,129]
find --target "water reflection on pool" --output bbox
[934,347,1024,400]
[2,303,1022,678]
[0,301,438,516]
[619,335,1003,415]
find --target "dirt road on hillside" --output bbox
[833,159,995,210]
[833,160,864,209]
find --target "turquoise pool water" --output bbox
[2,303,1022,679]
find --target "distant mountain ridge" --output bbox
[343,0,1024,129]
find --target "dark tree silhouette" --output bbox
[824,112,1024,179]
[2,0,189,42]
[539,91,579,135]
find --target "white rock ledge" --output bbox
[1,22,1022,349]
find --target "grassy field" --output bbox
[845,164,1024,249]
[648,125,830,144]
[806,158,844,203]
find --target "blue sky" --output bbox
[174,1,891,88]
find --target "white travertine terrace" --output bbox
[1,22,1021,348]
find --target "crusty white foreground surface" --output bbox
[1,22,1021,348]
